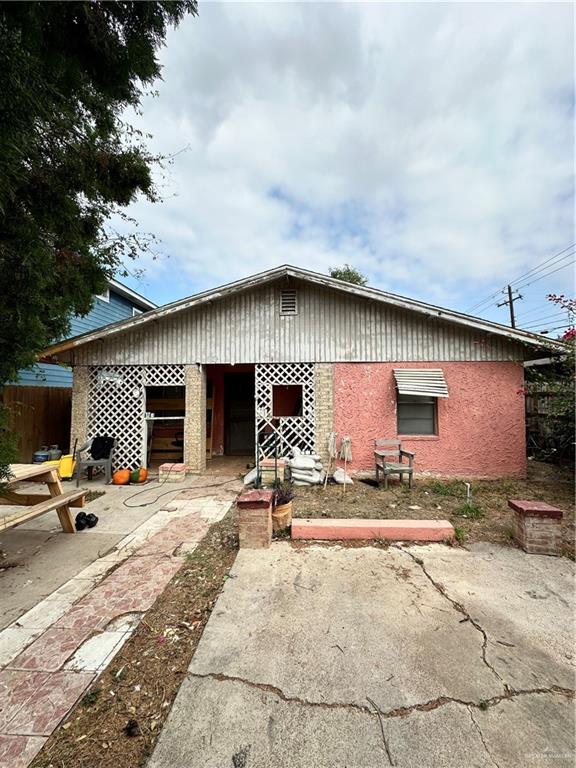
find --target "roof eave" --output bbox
[39,264,564,359]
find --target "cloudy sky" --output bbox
[119,1,574,333]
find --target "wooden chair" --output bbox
[374,440,415,489]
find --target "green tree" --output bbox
[329,264,368,286]
[0,1,196,477]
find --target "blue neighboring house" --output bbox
[14,279,157,387]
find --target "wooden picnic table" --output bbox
[0,464,86,534]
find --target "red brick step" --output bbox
[291,518,454,542]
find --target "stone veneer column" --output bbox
[184,364,206,474]
[314,363,334,467]
[70,366,89,451]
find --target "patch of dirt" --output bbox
[293,462,575,556]
[31,509,239,768]
[85,490,106,503]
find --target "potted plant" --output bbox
[272,482,294,533]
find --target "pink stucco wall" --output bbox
[333,362,526,478]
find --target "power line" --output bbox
[466,288,506,314]
[515,259,575,292]
[464,242,575,314]
[507,243,575,285]
[517,313,567,327]
[516,305,560,320]
[513,252,575,291]
[523,323,573,333]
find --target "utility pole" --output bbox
[497,285,523,328]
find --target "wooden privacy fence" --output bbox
[1,385,72,462]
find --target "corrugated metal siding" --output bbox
[72,281,526,365]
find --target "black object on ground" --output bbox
[75,513,88,531]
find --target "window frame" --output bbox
[397,393,438,436]
[96,288,110,302]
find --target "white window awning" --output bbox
[393,369,449,398]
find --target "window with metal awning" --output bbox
[393,369,449,399]
[393,369,448,435]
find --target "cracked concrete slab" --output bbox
[149,543,575,768]
[149,675,386,768]
[383,702,496,768]
[412,543,576,691]
[473,691,575,767]
[189,544,501,710]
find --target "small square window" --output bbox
[280,289,298,315]
[96,288,110,302]
[397,395,437,435]
[273,385,303,417]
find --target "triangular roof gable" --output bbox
[41,264,558,357]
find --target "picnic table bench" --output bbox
[0,464,86,534]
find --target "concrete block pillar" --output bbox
[184,364,206,474]
[237,489,273,549]
[70,366,89,452]
[508,500,563,556]
[314,363,334,468]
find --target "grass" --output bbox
[454,503,483,520]
[427,480,467,498]
[453,527,466,545]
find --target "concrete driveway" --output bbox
[149,542,575,768]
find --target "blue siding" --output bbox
[70,291,136,336]
[16,363,73,388]
[13,289,142,388]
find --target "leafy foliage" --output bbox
[524,294,575,464]
[329,264,368,286]
[0,1,196,476]
[273,481,295,506]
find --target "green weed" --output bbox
[455,503,483,519]
[504,526,515,541]
[453,527,466,545]
[81,686,101,708]
[427,480,466,498]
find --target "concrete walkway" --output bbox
[0,476,237,768]
[149,542,575,768]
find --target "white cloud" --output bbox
[120,1,575,316]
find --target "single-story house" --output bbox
[40,265,558,478]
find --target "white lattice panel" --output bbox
[144,365,184,386]
[87,365,185,470]
[255,363,315,459]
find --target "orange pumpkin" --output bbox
[112,469,131,485]
[130,467,148,484]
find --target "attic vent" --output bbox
[280,289,298,316]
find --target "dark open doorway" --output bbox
[224,372,255,455]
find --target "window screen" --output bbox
[397,395,437,435]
